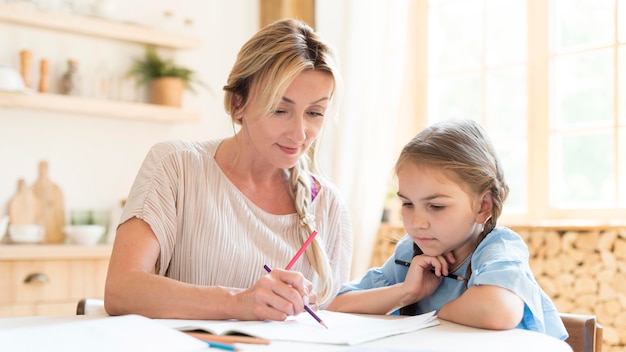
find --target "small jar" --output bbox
[60,59,81,96]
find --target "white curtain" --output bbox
[316,0,419,278]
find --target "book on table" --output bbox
[156,309,439,346]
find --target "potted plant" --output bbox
[126,46,207,107]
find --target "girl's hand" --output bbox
[233,268,315,321]
[400,252,456,304]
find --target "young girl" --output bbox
[327,119,567,340]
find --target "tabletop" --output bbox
[0,314,572,352]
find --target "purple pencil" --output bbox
[263,264,328,329]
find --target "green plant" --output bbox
[127,46,208,93]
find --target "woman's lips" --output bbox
[279,145,299,155]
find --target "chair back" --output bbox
[76,298,107,315]
[560,313,603,352]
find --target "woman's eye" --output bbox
[307,110,325,118]
[273,109,288,115]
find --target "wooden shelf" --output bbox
[0,4,202,49]
[0,91,200,122]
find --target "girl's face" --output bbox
[397,163,492,261]
[237,70,333,169]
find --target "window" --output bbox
[425,0,625,223]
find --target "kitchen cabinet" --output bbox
[0,244,112,317]
[0,3,202,122]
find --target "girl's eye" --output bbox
[401,201,413,208]
[429,204,445,211]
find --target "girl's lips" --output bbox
[413,236,436,244]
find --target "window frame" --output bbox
[418,0,625,225]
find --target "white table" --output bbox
[240,318,573,352]
[0,315,572,352]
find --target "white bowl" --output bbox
[9,224,45,244]
[0,216,8,240]
[64,225,105,245]
[0,65,27,92]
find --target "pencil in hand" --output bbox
[393,259,464,280]
[285,230,318,270]
[263,264,328,329]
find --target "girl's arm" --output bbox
[437,284,524,330]
[327,254,448,314]
[327,283,418,315]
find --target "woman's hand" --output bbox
[233,268,316,321]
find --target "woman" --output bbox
[104,18,353,321]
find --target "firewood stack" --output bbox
[372,223,626,352]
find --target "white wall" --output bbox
[0,0,259,219]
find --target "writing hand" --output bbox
[234,268,314,321]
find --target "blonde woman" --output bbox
[105,19,353,321]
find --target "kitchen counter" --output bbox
[0,244,112,317]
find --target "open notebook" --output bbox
[0,315,208,352]
[156,310,439,346]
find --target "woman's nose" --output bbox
[288,115,307,142]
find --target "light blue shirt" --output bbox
[337,227,568,340]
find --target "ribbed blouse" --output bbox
[120,139,353,305]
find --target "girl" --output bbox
[328,119,567,340]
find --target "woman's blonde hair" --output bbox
[223,18,341,303]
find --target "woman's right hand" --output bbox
[232,268,315,321]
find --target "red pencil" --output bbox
[284,230,318,270]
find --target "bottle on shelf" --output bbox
[38,58,50,93]
[19,49,32,88]
[60,59,81,96]
[93,61,111,99]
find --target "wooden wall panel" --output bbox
[372,223,626,351]
[260,0,315,28]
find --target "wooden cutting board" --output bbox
[32,161,66,244]
[8,179,40,225]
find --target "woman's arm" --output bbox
[437,284,524,330]
[104,217,314,320]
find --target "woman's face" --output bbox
[238,70,334,169]
[397,163,491,260]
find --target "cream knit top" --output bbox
[120,139,353,305]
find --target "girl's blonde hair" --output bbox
[396,119,509,297]
[223,18,342,303]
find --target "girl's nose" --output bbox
[407,212,429,230]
